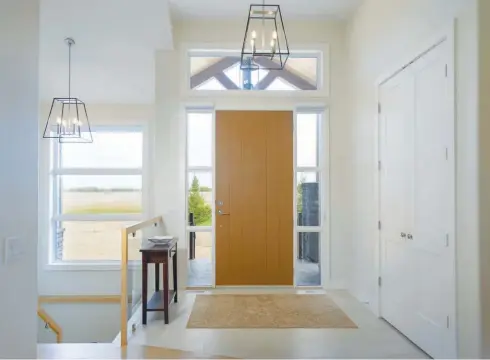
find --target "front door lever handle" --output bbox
[218,210,230,216]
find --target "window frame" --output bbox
[187,50,323,94]
[185,108,215,287]
[294,108,327,287]
[185,108,214,234]
[48,125,147,267]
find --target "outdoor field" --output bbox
[60,191,212,261]
[61,191,142,261]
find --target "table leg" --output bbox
[173,249,178,303]
[163,260,169,324]
[142,257,148,325]
[155,263,160,292]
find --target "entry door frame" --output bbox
[185,103,330,288]
[373,21,456,353]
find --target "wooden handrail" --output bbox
[39,295,122,304]
[120,216,164,346]
[125,216,163,234]
[37,307,62,343]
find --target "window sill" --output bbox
[44,261,142,272]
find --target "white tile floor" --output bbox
[130,289,428,359]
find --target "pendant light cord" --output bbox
[261,0,265,48]
[68,41,71,100]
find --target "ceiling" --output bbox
[169,0,362,20]
[39,0,362,104]
[39,0,173,104]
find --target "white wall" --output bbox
[0,0,39,357]
[154,19,351,288]
[346,0,481,357]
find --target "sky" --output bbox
[60,113,319,190]
[61,131,143,189]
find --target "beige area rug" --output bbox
[186,294,358,329]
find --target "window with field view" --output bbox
[51,129,144,262]
[186,110,213,287]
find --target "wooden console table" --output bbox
[140,240,178,324]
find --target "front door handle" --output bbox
[218,210,230,216]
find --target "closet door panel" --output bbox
[378,70,414,326]
[407,41,455,357]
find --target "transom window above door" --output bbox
[189,52,321,91]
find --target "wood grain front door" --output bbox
[215,111,293,286]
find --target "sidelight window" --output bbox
[186,109,214,287]
[295,110,324,286]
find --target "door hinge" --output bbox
[445,64,448,77]
[378,102,382,114]
[378,161,382,171]
[378,221,381,230]
[378,276,382,287]
[445,147,449,160]
[445,234,450,247]
[447,315,450,328]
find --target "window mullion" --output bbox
[52,168,143,176]
[296,166,322,173]
[187,166,213,172]
[53,214,143,222]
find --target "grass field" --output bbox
[61,192,142,261]
[60,191,213,261]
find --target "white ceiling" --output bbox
[169,0,362,20]
[39,0,173,104]
[39,0,362,104]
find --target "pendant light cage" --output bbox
[43,38,93,143]
[240,4,290,71]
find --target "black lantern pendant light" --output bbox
[240,1,290,71]
[43,38,92,143]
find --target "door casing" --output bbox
[184,104,330,288]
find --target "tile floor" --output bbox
[130,289,428,359]
[187,258,213,287]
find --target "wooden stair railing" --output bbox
[37,307,62,343]
[120,216,164,346]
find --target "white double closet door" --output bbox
[379,39,456,359]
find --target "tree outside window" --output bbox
[188,175,212,226]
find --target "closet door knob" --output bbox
[407,234,413,240]
[401,232,407,238]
